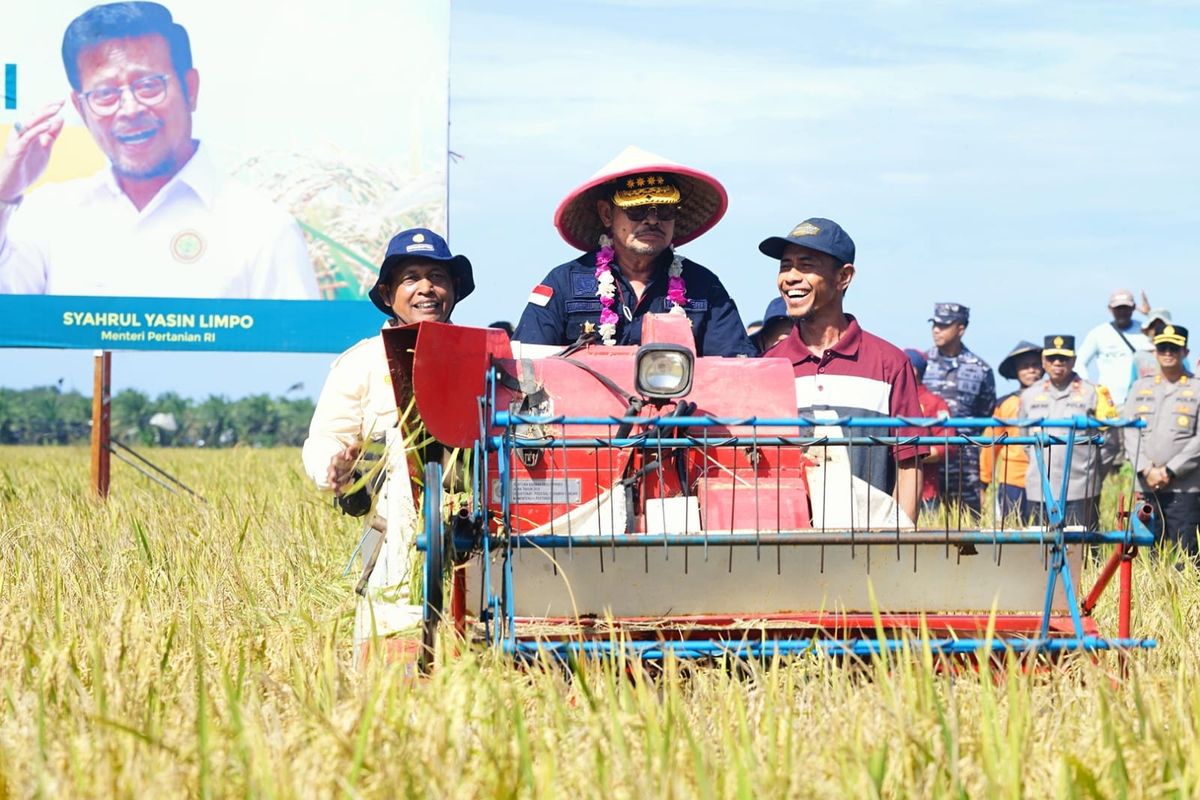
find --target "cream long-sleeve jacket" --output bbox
[303,329,426,648]
[302,332,400,490]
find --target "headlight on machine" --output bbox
[635,344,694,400]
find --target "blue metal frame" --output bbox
[502,636,1157,660]
[413,377,1155,660]
[420,462,443,627]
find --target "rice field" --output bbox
[2,446,1199,798]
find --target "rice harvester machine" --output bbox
[374,314,1156,664]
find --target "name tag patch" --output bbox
[572,275,599,295]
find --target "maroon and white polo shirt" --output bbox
[765,315,927,492]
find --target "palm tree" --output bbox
[111,389,153,445]
[191,395,231,447]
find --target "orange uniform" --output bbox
[979,392,1028,489]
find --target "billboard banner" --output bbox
[0,0,449,352]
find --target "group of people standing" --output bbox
[900,292,1196,558]
[303,145,1198,564]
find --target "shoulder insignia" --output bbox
[528,284,553,307]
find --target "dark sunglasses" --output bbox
[1156,343,1183,353]
[622,204,678,222]
[1045,354,1072,363]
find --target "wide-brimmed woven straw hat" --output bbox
[553,145,728,252]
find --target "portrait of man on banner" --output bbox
[0,2,321,299]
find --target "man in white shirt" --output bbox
[1076,288,1149,406]
[0,2,318,300]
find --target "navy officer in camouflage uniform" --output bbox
[923,302,996,514]
[1123,325,1200,558]
[515,146,755,357]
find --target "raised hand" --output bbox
[1,101,67,203]
[1138,290,1151,316]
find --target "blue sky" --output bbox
[4,0,1199,399]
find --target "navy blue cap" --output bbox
[759,218,855,265]
[930,302,969,325]
[369,228,474,317]
[761,296,788,325]
[903,348,928,379]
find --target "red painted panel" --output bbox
[641,313,697,353]
[698,478,811,531]
[383,322,512,448]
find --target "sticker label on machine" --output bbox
[491,478,582,504]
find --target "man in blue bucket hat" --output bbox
[303,227,475,669]
[304,227,474,496]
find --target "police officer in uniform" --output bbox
[923,302,996,513]
[1020,335,1119,529]
[515,146,755,357]
[1123,325,1200,558]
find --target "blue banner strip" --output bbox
[3,64,15,110]
[0,295,382,353]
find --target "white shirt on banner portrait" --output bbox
[0,145,319,299]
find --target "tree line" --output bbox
[0,386,315,447]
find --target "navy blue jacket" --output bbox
[515,250,756,357]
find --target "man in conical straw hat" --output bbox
[514,146,756,356]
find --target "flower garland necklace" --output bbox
[594,233,687,346]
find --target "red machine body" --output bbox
[388,316,812,534]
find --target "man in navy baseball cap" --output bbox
[758,217,855,265]
[923,300,995,516]
[759,216,927,525]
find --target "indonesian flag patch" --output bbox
[527,284,553,307]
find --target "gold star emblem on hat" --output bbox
[636,177,646,187]
[626,179,636,188]
[1165,325,1176,336]
[1054,336,1064,347]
